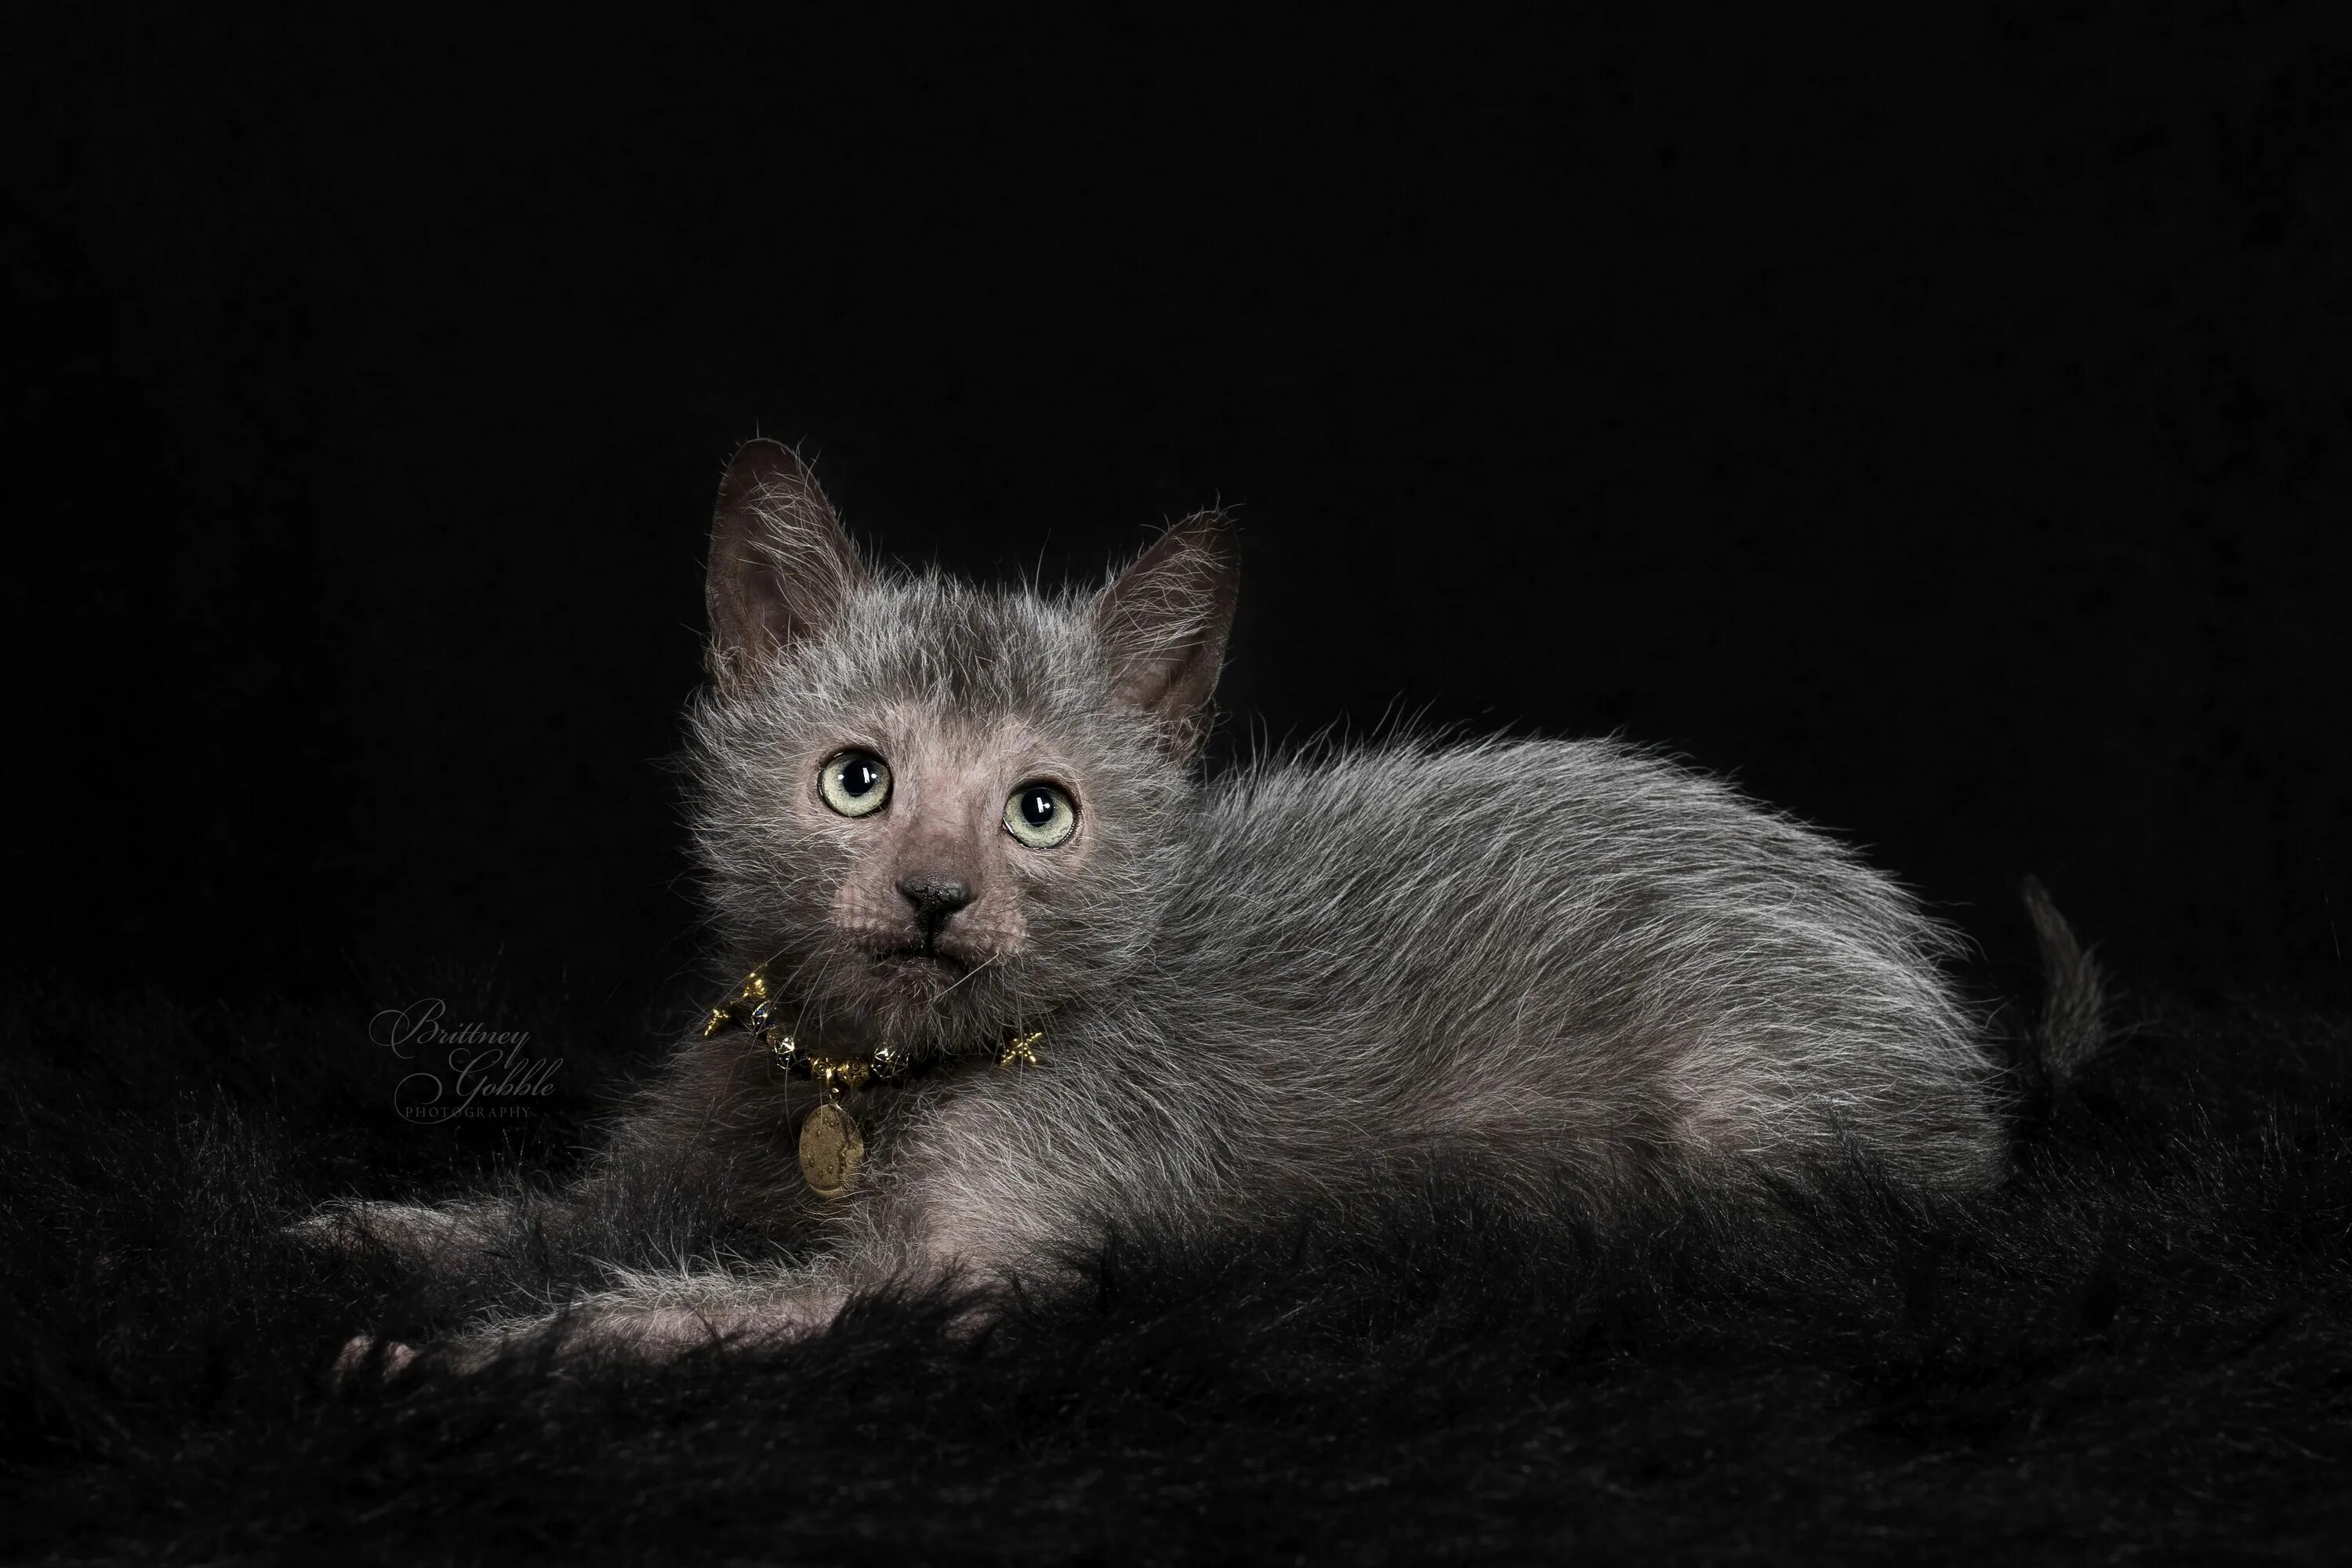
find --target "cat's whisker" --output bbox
[928,950,1004,1007]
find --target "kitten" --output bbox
[302,440,2079,1377]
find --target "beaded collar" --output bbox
[702,960,1044,1196]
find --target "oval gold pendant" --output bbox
[798,1100,865,1198]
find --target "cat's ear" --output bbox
[705,439,866,691]
[1091,510,1240,759]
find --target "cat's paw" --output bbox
[328,1333,419,1389]
[327,1330,521,1387]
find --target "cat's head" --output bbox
[688,440,1237,1051]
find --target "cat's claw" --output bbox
[330,1333,418,1388]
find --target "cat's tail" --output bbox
[2020,874,2113,1092]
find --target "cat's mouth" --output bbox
[869,946,971,978]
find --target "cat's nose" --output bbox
[895,874,974,938]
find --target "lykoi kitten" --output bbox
[300,440,2089,1377]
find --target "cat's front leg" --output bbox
[286,1195,528,1277]
[331,1265,853,1385]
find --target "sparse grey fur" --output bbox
[2021,874,2111,1087]
[299,440,2032,1377]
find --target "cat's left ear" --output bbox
[705,439,866,693]
[1091,510,1240,759]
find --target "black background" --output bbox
[11,7,2349,1015]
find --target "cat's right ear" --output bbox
[705,440,866,691]
[1092,510,1240,760]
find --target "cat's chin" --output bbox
[857,948,978,1011]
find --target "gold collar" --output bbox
[700,960,1045,1197]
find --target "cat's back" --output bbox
[1142,735,2001,1185]
[1174,735,1916,967]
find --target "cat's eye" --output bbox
[1004,781,1078,849]
[819,750,892,818]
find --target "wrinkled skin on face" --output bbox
[816,720,1074,1004]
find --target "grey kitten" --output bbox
[304,440,2080,1377]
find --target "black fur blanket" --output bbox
[5,977,2348,1563]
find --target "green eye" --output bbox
[819,750,892,818]
[1004,781,1077,849]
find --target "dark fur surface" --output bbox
[5,972,2348,1562]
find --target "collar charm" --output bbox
[797,1099,864,1200]
[702,961,1044,1199]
